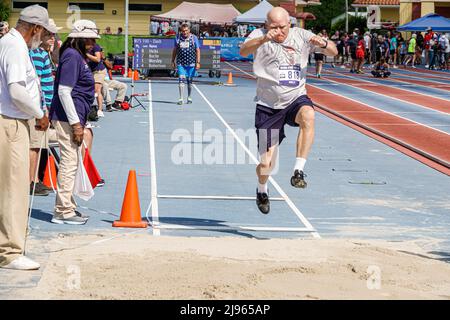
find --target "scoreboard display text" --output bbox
[133,37,221,70]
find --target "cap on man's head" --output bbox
[426,27,432,31]
[68,20,100,39]
[19,4,57,33]
[48,19,62,32]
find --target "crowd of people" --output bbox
[149,19,257,38]
[309,27,449,78]
[0,5,129,270]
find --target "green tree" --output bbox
[0,1,10,22]
[331,15,367,34]
[305,0,347,32]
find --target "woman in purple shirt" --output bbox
[49,19,99,225]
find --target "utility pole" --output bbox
[345,0,349,33]
[125,0,129,72]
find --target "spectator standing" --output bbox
[424,27,434,67]
[355,35,365,74]
[48,20,99,225]
[29,20,58,196]
[0,4,52,270]
[404,33,417,68]
[86,40,106,117]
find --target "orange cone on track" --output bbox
[113,170,148,228]
[224,71,235,86]
[127,68,132,78]
[133,70,139,81]
[43,155,57,189]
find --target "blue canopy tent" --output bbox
[397,13,450,32]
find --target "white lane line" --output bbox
[325,69,450,106]
[148,80,160,236]
[224,61,257,79]
[158,194,285,201]
[309,72,450,120]
[156,224,314,232]
[308,83,450,137]
[194,84,320,239]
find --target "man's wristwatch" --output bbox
[320,39,328,49]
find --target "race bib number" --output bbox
[180,41,190,49]
[279,65,301,87]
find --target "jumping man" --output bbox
[240,7,337,214]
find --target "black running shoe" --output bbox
[96,179,105,187]
[30,182,49,196]
[290,170,307,188]
[256,189,270,214]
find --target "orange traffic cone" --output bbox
[127,68,132,78]
[43,155,57,189]
[224,71,235,86]
[113,170,148,228]
[133,70,139,81]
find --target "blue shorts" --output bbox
[177,65,196,79]
[255,95,314,153]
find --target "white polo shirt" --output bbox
[0,28,42,119]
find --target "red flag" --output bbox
[83,148,102,189]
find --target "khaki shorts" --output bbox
[28,118,48,149]
[93,69,107,84]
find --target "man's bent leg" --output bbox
[291,105,315,188]
[256,144,278,186]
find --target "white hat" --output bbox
[68,19,100,39]
[48,18,62,32]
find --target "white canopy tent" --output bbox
[152,1,240,25]
[234,0,297,25]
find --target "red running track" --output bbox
[326,68,450,91]
[307,84,450,175]
[321,75,450,114]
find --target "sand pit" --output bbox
[6,232,450,299]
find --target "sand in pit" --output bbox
[5,232,450,299]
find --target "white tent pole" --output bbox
[125,0,129,73]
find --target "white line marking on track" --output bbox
[148,80,160,236]
[158,194,285,201]
[224,61,257,79]
[194,84,320,238]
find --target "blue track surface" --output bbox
[6,65,450,254]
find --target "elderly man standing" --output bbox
[240,7,337,214]
[0,5,54,270]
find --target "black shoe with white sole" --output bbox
[256,189,270,214]
[290,170,307,188]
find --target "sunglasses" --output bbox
[79,26,99,35]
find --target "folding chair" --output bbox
[129,92,148,110]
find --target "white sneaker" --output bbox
[97,110,105,117]
[1,256,40,270]
[425,65,429,68]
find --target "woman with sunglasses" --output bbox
[48,20,100,225]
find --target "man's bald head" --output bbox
[267,7,290,25]
[265,7,291,43]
